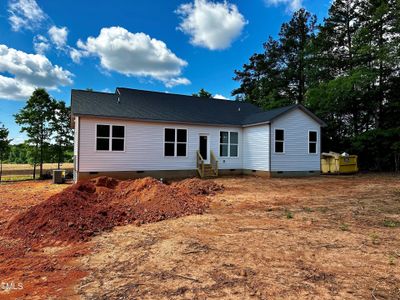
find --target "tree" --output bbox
[233,8,316,108]
[232,0,400,170]
[15,88,53,179]
[307,0,400,166]
[51,100,74,169]
[192,88,212,98]
[0,123,12,182]
[280,9,317,104]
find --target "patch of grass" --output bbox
[383,219,400,228]
[370,233,380,245]
[388,255,396,266]
[339,223,349,231]
[303,207,314,213]
[285,209,293,219]
[318,207,329,213]
[1,175,33,182]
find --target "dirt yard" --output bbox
[0,174,399,299]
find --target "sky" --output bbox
[0,0,331,143]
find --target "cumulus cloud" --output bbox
[48,26,68,49]
[264,0,303,12]
[77,26,190,87]
[176,0,247,50]
[69,48,83,63]
[165,77,191,88]
[0,44,73,100]
[7,0,47,31]
[33,35,50,54]
[213,94,229,99]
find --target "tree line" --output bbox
[233,0,400,171]
[0,88,73,180]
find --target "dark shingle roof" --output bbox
[71,88,325,126]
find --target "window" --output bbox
[309,131,318,154]
[220,131,239,157]
[96,124,125,151]
[275,129,284,153]
[164,128,187,157]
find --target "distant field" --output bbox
[2,163,73,178]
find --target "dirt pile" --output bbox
[3,177,223,243]
[171,178,224,196]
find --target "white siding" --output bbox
[243,124,270,171]
[271,108,321,171]
[79,117,243,172]
[73,116,80,178]
[74,116,79,156]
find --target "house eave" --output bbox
[71,113,244,128]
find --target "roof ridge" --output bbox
[72,89,116,95]
[116,87,242,104]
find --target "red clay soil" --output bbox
[171,178,224,196]
[2,177,222,244]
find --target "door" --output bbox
[199,135,209,163]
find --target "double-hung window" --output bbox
[219,131,239,157]
[274,129,284,153]
[96,124,125,151]
[164,128,187,157]
[309,131,318,154]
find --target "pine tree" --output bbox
[192,88,213,98]
[233,9,316,108]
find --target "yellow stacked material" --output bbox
[321,152,358,174]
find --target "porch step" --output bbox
[200,164,218,178]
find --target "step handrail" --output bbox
[210,150,218,176]
[196,151,205,178]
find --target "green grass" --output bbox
[339,223,349,231]
[383,219,400,228]
[285,209,293,219]
[370,233,380,245]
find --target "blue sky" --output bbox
[0,0,330,142]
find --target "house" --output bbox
[71,87,326,181]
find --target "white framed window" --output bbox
[96,124,125,151]
[308,130,318,154]
[164,128,187,157]
[274,129,285,153]
[219,131,239,157]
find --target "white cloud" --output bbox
[165,77,191,88]
[176,0,247,50]
[48,26,68,49]
[69,48,82,63]
[264,0,303,12]
[33,35,50,54]
[213,93,229,99]
[0,44,73,100]
[77,26,190,87]
[7,0,47,31]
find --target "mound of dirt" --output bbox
[172,178,224,196]
[3,177,223,244]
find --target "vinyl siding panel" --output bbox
[73,117,79,156]
[79,117,243,172]
[271,109,321,171]
[243,124,270,171]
